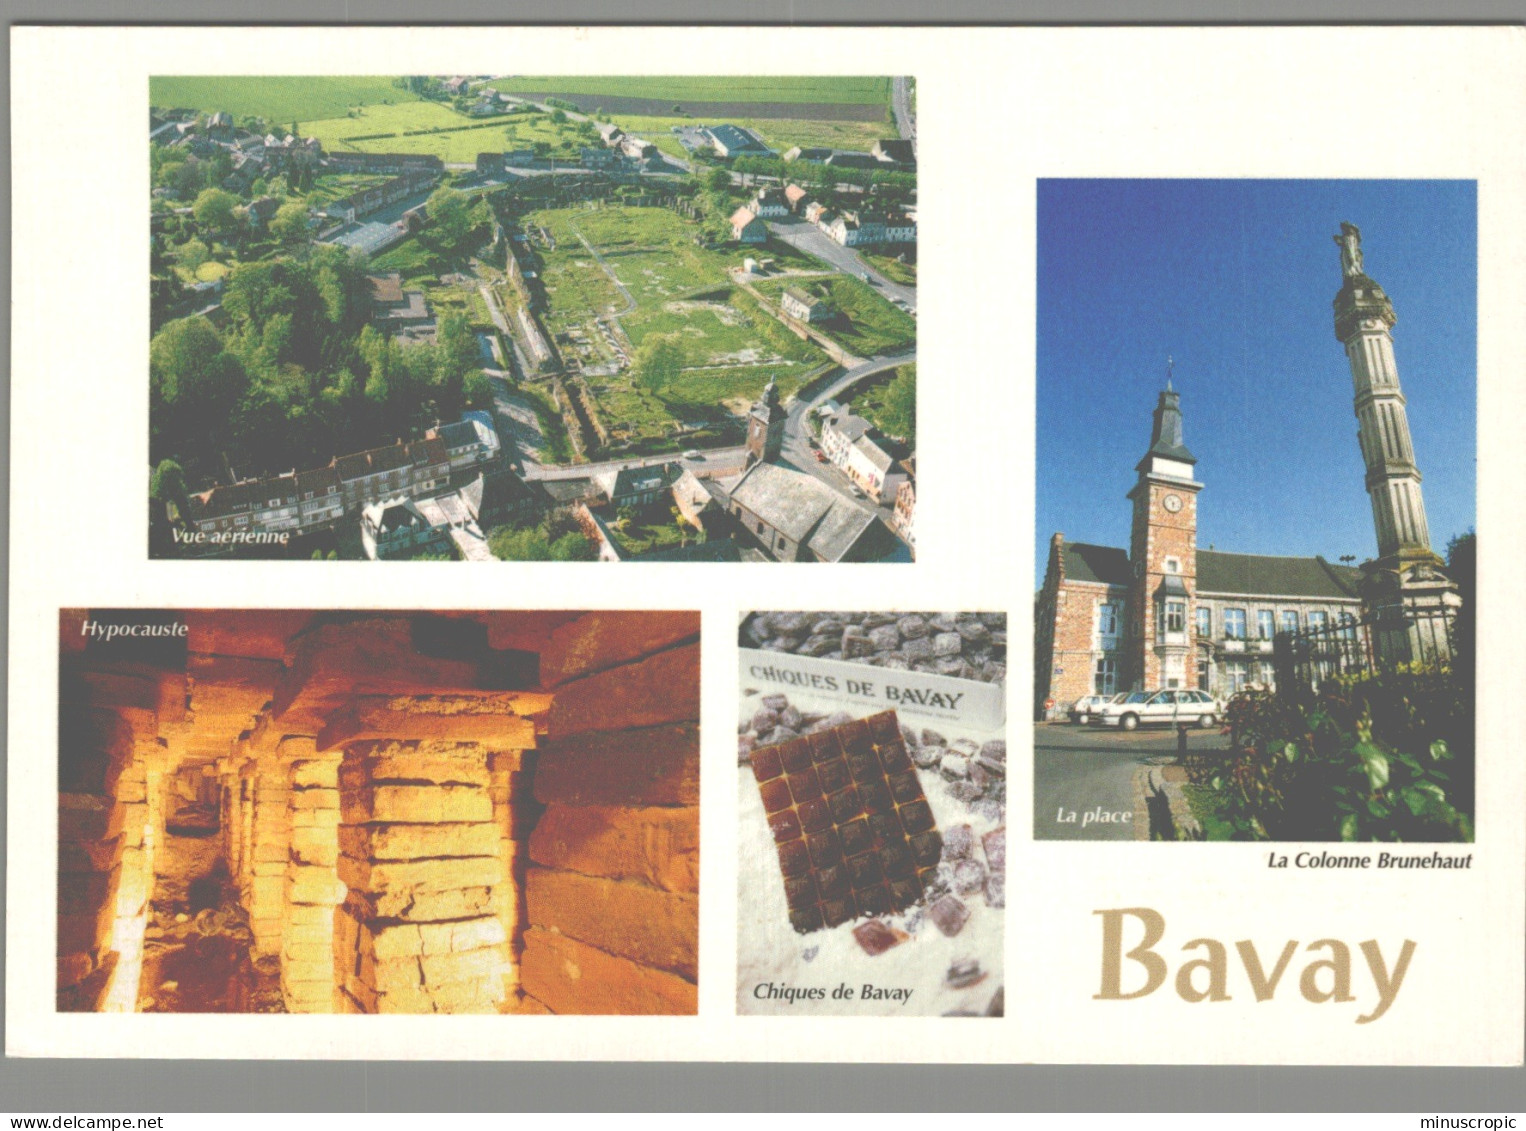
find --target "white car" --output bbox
[1096,689,1223,731]
[1068,693,1121,725]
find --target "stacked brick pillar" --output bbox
[518,612,701,1015]
[281,740,344,1012]
[335,740,513,1014]
[242,757,292,958]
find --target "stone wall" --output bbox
[519,612,701,1014]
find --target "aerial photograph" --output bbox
[148,75,917,561]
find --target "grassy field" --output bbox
[860,251,917,286]
[150,76,418,123]
[300,103,589,162]
[848,362,916,446]
[501,76,890,106]
[756,274,916,356]
[515,204,830,444]
[602,114,889,158]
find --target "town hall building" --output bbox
[1034,224,1459,719]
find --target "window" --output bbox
[1098,604,1118,638]
[1197,659,1211,690]
[1309,611,1328,631]
[1165,599,1186,634]
[1226,660,1249,693]
[1094,658,1116,696]
[1224,609,1247,639]
[1164,557,1181,574]
[1339,611,1358,640]
[1196,606,1212,637]
[1257,610,1275,640]
[1280,610,1299,634]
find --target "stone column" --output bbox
[280,739,345,1013]
[335,740,511,1014]
[245,758,292,958]
[489,749,538,1003]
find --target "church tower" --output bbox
[1126,380,1203,690]
[1331,223,1458,656]
[746,378,785,469]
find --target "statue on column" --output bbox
[1335,222,1364,278]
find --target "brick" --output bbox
[337,822,500,862]
[533,724,699,807]
[346,885,495,923]
[319,700,540,752]
[59,793,123,843]
[290,789,338,810]
[338,855,503,894]
[544,644,700,739]
[418,943,510,987]
[254,842,288,863]
[539,611,700,687]
[290,840,339,868]
[281,958,332,984]
[292,808,340,828]
[520,929,696,1015]
[529,804,698,892]
[527,868,697,979]
[287,874,345,906]
[282,941,333,964]
[290,758,338,788]
[58,834,123,874]
[340,784,491,824]
[341,747,492,788]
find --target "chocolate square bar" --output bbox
[983,827,1006,871]
[827,787,863,824]
[749,708,946,935]
[751,745,783,783]
[808,731,841,764]
[784,876,818,910]
[806,829,842,869]
[929,894,970,937]
[817,862,850,899]
[797,797,832,834]
[768,808,802,843]
[858,780,894,816]
[887,771,923,805]
[855,883,892,918]
[816,757,852,796]
[898,799,935,835]
[877,741,913,775]
[787,767,822,804]
[779,739,814,774]
[867,710,901,743]
[839,817,873,857]
[846,852,884,890]
[759,777,793,814]
[777,839,811,878]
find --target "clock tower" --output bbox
[1126,380,1204,690]
[746,378,785,469]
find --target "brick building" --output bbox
[1034,385,1363,719]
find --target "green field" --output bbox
[303,102,587,162]
[150,76,419,123]
[603,114,889,158]
[501,76,890,105]
[756,274,916,356]
[516,204,830,447]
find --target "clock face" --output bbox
[1162,493,1183,513]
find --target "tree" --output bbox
[705,167,732,192]
[175,237,211,272]
[427,185,479,250]
[436,311,479,384]
[549,531,597,561]
[550,108,567,124]
[192,187,240,237]
[489,525,552,560]
[878,365,917,445]
[270,201,311,247]
[149,459,191,523]
[631,334,685,394]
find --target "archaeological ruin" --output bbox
[57,609,699,1015]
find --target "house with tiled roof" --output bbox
[1034,386,1370,717]
[730,206,766,244]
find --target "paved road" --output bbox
[766,218,916,310]
[780,351,915,518]
[521,447,748,482]
[892,76,916,143]
[1032,723,1223,841]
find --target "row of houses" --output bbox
[781,138,916,170]
[819,405,912,507]
[734,183,916,247]
[361,464,545,561]
[323,168,439,223]
[183,412,500,537]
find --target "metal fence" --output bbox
[1273,602,1458,692]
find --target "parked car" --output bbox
[683,449,702,460]
[1068,693,1119,725]
[1095,689,1223,731]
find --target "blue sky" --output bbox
[1035,179,1477,577]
